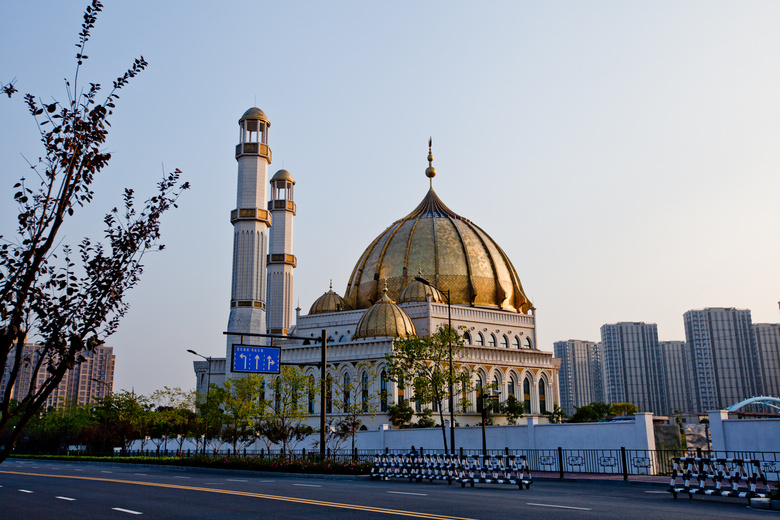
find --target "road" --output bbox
[0,459,766,519]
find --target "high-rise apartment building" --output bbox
[684,308,761,411]
[754,323,780,398]
[0,343,115,408]
[657,340,693,414]
[554,340,604,415]
[600,322,665,414]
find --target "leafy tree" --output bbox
[570,402,613,423]
[412,409,436,428]
[0,0,188,463]
[214,376,264,454]
[499,395,525,425]
[385,325,470,451]
[329,361,380,453]
[543,403,566,424]
[254,367,311,454]
[387,401,414,429]
[611,402,638,417]
[149,387,195,453]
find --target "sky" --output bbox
[1,1,778,396]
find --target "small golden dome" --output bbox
[239,107,270,126]
[309,282,351,315]
[353,286,417,340]
[399,271,445,304]
[271,169,295,183]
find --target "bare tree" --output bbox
[0,1,188,462]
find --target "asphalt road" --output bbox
[0,459,768,519]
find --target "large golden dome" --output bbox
[345,188,532,313]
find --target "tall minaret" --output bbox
[266,169,296,335]
[225,107,272,373]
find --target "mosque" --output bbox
[193,108,560,427]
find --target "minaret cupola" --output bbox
[237,107,271,162]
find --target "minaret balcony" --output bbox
[235,142,271,161]
[231,300,266,310]
[268,199,297,215]
[267,253,297,267]
[230,208,271,226]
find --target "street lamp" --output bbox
[480,388,501,456]
[415,276,455,455]
[187,349,212,455]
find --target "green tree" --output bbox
[611,402,638,417]
[385,325,470,451]
[0,0,188,463]
[499,395,525,425]
[570,402,613,423]
[330,361,380,453]
[543,403,566,424]
[255,367,312,455]
[387,401,414,429]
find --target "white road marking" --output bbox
[101,471,112,474]
[19,489,33,493]
[293,484,321,488]
[204,482,224,485]
[256,480,276,483]
[56,496,76,501]
[74,469,83,472]
[645,491,668,494]
[388,491,428,496]
[526,503,592,511]
[174,476,191,479]
[134,473,147,476]
[112,507,143,515]
[226,479,247,482]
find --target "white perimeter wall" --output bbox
[130,413,657,452]
[708,410,780,453]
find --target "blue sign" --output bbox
[231,345,280,374]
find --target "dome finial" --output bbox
[425,137,437,188]
[329,279,333,290]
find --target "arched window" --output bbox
[380,371,388,412]
[476,375,484,412]
[339,335,346,342]
[524,337,533,349]
[463,331,472,345]
[513,336,521,349]
[488,334,496,347]
[361,371,369,412]
[508,376,516,398]
[523,377,531,413]
[343,373,351,410]
[539,379,547,414]
[308,375,315,414]
[491,374,501,412]
[476,333,484,347]
[501,335,509,348]
[398,376,405,404]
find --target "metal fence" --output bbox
[21,446,780,481]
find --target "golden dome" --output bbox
[353,286,417,340]
[309,283,351,315]
[271,169,295,183]
[399,271,445,304]
[239,107,270,125]
[345,188,532,313]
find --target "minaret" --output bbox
[226,107,272,373]
[266,169,296,335]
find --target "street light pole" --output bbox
[415,276,455,455]
[187,349,212,455]
[481,388,500,457]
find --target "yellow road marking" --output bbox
[0,470,475,520]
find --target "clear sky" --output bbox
[2,1,778,396]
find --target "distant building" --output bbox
[754,323,780,398]
[553,340,603,415]
[0,343,115,408]
[600,322,664,414]
[657,340,694,415]
[684,308,761,411]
